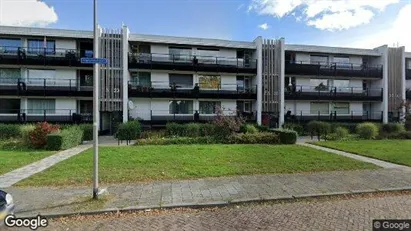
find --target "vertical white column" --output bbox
[255,37,263,125]
[401,47,406,120]
[122,25,130,123]
[382,45,389,124]
[278,38,285,127]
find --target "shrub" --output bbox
[283,123,304,135]
[136,136,218,145]
[46,126,83,150]
[199,123,215,136]
[166,122,185,137]
[389,131,411,139]
[212,108,245,139]
[380,123,405,134]
[255,124,270,132]
[140,130,166,139]
[330,123,357,134]
[79,124,93,141]
[29,122,60,148]
[405,115,411,131]
[116,120,142,142]
[271,129,298,144]
[306,121,331,140]
[325,127,350,141]
[356,122,378,139]
[186,123,201,137]
[21,124,35,145]
[240,124,258,134]
[0,124,21,140]
[228,132,279,144]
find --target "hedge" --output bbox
[116,121,142,142]
[282,123,304,135]
[136,136,218,145]
[356,123,379,139]
[79,124,93,141]
[228,132,279,144]
[380,123,405,134]
[46,126,83,150]
[271,129,298,144]
[165,122,216,138]
[306,121,331,139]
[0,124,21,140]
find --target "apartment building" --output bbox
[0,25,408,133]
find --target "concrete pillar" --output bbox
[380,45,389,124]
[278,38,285,127]
[255,36,263,125]
[122,25,130,123]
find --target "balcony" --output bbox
[132,110,257,125]
[285,86,383,101]
[0,109,92,123]
[285,61,383,78]
[406,69,411,80]
[128,82,257,100]
[128,53,257,74]
[0,78,93,97]
[0,47,92,67]
[285,111,383,123]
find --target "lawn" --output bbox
[0,141,55,175]
[313,140,411,167]
[17,144,378,187]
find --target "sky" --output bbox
[0,0,410,50]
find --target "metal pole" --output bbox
[93,0,99,200]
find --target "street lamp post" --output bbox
[92,0,99,200]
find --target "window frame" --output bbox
[199,101,221,114]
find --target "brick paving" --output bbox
[5,168,411,218]
[5,193,411,231]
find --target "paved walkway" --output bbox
[5,168,411,218]
[0,144,91,188]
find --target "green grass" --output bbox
[313,140,411,167]
[0,141,55,175]
[17,144,378,187]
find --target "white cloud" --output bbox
[258,23,270,30]
[248,0,400,31]
[237,3,245,11]
[0,0,58,27]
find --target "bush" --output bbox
[166,122,185,137]
[29,122,60,148]
[46,126,83,150]
[405,115,411,131]
[255,124,270,132]
[116,121,142,141]
[271,129,298,144]
[306,121,331,139]
[136,136,218,145]
[212,109,245,139]
[0,124,21,140]
[186,123,200,137]
[79,124,93,141]
[140,130,166,139]
[330,123,357,134]
[228,132,279,144]
[283,123,304,135]
[388,131,411,139]
[325,127,350,141]
[356,122,378,139]
[20,124,35,145]
[240,124,258,134]
[199,123,215,136]
[380,123,405,134]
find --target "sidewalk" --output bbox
[6,168,411,218]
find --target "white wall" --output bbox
[130,98,151,120]
[55,98,77,114]
[220,74,237,90]
[151,72,170,88]
[151,99,171,115]
[295,53,310,63]
[151,44,168,54]
[219,48,236,58]
[285,101,364,116]
[221,100,237,115]
[55,39,76,50]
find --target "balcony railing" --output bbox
[285,61,383,78]
[285,111,383,122]
[0,46,92,67]
[406,68,411,80]
[0,78,93,96]
[0,109,92,123]
[128,53,257,74]
[128,81,257,99]
[285,85,383,101]
[131,110,256,123]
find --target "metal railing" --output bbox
[285,85,383,99]
[285,60,383,78]
[284,110,383,122]
[130,110,257,122]
[0,78,93,92]
[0,109,92,123]
[128,53,257,69]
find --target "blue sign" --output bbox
[81,57,108,65]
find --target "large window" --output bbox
[310,102,329,114]
[79,70,93,87]
[0,38,21,53]
[169,47,192,62]
[27,69,56,85]
[169,74,193,88]
[169,100,193,114]
[237,101,252,112]
[27,39,56,55]
[0,68,20,84]
[79,100,93,114]
[332,80,350,92]
[310,79,328,91]
[199,75,220,89]
[0,99,20,114]
[131,72,151,87]
[333,56,350,69]
[237,76,251,91]
[199,101,221,114]
[27,99,55,114]
[310,55,328,64]
[331,102,350,114]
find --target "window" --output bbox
[169,47,192,62]
[27,99,55,114]
[131,72,151,87]
[80,70,93,87]
[0,68,21,84]
[169,74,193,88]
[169,100,193,114]
[237,101,252,112]
[310,102,329,114]
[27,39,56,55]
[0,38,21,53]
[199,75,220,89]
[27,69,56,86]
[332,80,350,92]
[333,56,350,69]
[310,55,328,64]
[197,48,219,57]
[199,101,221,114]
[0,99,20,114]
[310,79,328,91]
[331,102,350,114]
[79,101,93,114]
[237,76,251,91]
